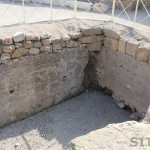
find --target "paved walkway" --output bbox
[0,91,131,150]
[0,1,149,32]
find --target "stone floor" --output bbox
[0,91,131,150]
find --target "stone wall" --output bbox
[0,20,149,127]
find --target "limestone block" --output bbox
[53,43,62,52]
[87,42,102,52]
[3,45,15,53]
[136,45,150,62]
[97,35,104,41]
[103,24,125,39]
[66,41,78,48]
[69,32,83,39]
[118,38,127,53]
[12,48,28,58]
[25,34,33,41]
[29,48,40,55]
[34,42,42,48]
[41,39,51,46]
[79,35,97,44]
[1,53,11,61]
[126,39,140,57]
[80,26,103,36]
[32,34,40,41]
[40,46,52,53]
[12,32,25,43]
[2,38,13,46]
[23,41,33,49]
[51,36,61,44]
[61,35,71,41]
[104,37,119,51]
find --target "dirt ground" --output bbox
[0,91,131,150]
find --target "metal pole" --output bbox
[22,0,25,23]
[50,0,52,20]
[133,0,140,29]
[74,0,77,18]
[111,0,116,21]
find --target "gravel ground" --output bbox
[0,91,131,150]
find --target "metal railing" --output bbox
[0,0,149,32]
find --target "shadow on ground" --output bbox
[0,91,131,150]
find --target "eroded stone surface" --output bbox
[67,121,150,150]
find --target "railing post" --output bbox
[50,0,52,20]
[22,0,25,23]
[112,0,116,21]
[74,0,77,18]
[133,0,140,29]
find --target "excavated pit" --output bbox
[0,19,150,149]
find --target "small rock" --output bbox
[2,38,13,46]
[40,46,52,53]
[61,35,71,41]
[23,41,33,49]
[12,32,25,42]
[1,53,11,61]
[12,48,28,58]
[69,32,83,39]
[41,39,51,46]
[53,43,62,52]
[25,34,33,41]
[3,45,15,53]
[51,36,61,44]
[32,34,40,41]
[93,3,109,13]
[15,43,22,49]
[40,32,50,40]
[34,42,41,48]
[67,41,78,48]
[29,48,40,55]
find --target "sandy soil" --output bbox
[0,91,131,150]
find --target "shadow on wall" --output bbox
[0,91,131,149]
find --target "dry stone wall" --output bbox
[0,20,149,127]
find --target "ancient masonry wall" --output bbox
[0,22,150,127]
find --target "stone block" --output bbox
[87,42,102,52]
[126,40,140,57]
[29,48,40,55]
[53,43,62,52]
[51,36,61,44]
[118,38,126,53]
[67,41,78,48]
[23,41,33,49]
[2,38,13,46]
[80,26,103,36]
[136,45,150,62]
[40,46,52,53]
[3,45,15,53]
[1,53,11,61]
[40,32,50,40]
[104,37,119,51]
[25,34,33,41]
[12,32,25,42]
[12,48,28,58]
[32,34,40,41]
[34,42,42,48]
[79,35,97,44]
[41,39,51,46]
[69,32,83,39]
[97,35,104,41]
[15,43,22,49]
